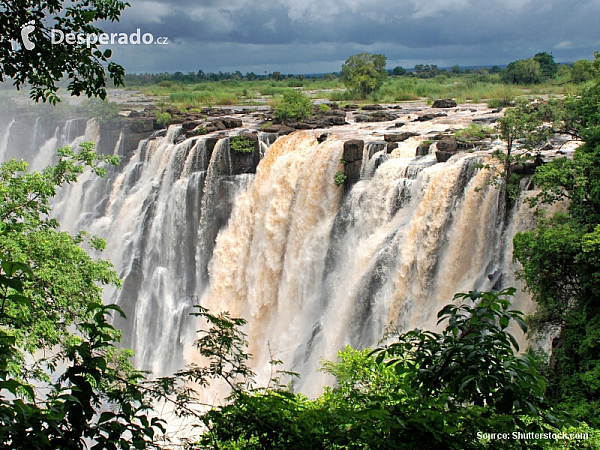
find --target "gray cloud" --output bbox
[97,0,599,73]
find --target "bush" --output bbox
[156,112,171,128]
[334,170,347,186]
[230,135,255,153]
[275,90,312,121]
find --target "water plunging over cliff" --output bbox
[0,110,540,397]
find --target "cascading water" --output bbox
[200,131,533,396]
[1,111,539,398]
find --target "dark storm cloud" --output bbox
[98,0,600,73]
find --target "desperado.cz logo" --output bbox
[19,23,168,50]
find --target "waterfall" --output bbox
[201,133,531,397]
[3,111,538,396]
[0,119,15,161]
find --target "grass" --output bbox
[124,73,588,110]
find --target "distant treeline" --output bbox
[124,52,593,87]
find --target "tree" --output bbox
[512,51,600,427]
[571,59,594,83]
[392,65,406,76]
[190,290,564,450]
[0,144,172,448]
[0,0,128,103]
[503,58,542,84]
[478,98,563,205]
[340,53,387,99]
[274,90,312,121]
[534,52,558,80]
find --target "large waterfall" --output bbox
[0,111,537,397]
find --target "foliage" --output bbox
[274,90,312,121]
[0,144,171,448]
[454,123,493,140]
[534,52,559,80]
[230,135,255,154]
[83,98,121,123]
[571,59,594,83]
[512,50,600,427]
[340,53,387,99]
[190,289,566,450]
[155,112,171,128]
[477,98,564,204]
[333,170,346,186]
[318,103,331,112]
[0,0,128,103]
[392,66,406,76]
[504,58,542,85]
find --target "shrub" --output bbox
[275,90,312,121]
[334,170,347,186]
[230,135,255,153]
[156,112,171,128]
[318,103,331,112]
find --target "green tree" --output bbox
[340,53,387,99]
[0,145,173,448]
[479,98,563,204]
[190,290,565,450]
[534,52,559,80]
[504,58,542,84]
[274,90,312,121]
[513,51,600,426]
[392,65,406,76]
[571,59,594,83]
[0,0,129,103]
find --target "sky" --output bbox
[97,0,600,75]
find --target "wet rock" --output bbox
[317,133,329,143]
[230,132,261,175]
[432,99,457,108]
[222,117,243,129]
[343,140,364,163]
[387,142,399,153]
[128,118,154,133]
[344,160,362,185]
[182,120,201,131]
[414,113,448,122]
[416,143,431,156]
[277,125,296,136]
[436,138,459,152]
[384,132,418,142]
[361,104,384,110]
[328,116,346,126]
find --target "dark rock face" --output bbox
[344,161,362,185]
[384,132,418,142]
[436,138,459,152]
[221,117,243,128]
[435,138,460,162]
[361,104,384,110]
[416,143,431,156]
[128,118,154,133]
[415,113,448,122]
[386,142,399,153]
[182,120,201,131]
[432,99,457,108]
[343,140,364,188]
[328,116,346,126]
[230,132,260,175]
[343,140,364,163]
[435,150,457,163]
